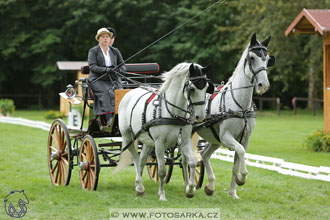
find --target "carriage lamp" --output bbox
[65,84,76,98]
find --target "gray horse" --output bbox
[116,62,213,201]
[196,33,275,199]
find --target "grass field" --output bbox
[0,110,329,219]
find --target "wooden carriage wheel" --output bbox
[78,135,100,191]
[147,150,174,183]
[182,160,205,189]
[48,119,72,186]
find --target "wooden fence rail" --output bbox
[253,97,281,115]
[291,97,323,116]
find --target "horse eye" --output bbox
[189,86,195,92]
[250,56,255,61]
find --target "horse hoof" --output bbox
[235,175,246,186]
[136,190,145,196]
[229,191,240,199]
[185,193,195,198]
[204,186,214,196]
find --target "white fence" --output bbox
[1,116,330,182]
[212,148,330,182]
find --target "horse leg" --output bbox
[126,143,144,196]
[180,142,197,198]
[201,143,219,196]
[229,152,241,199]
[155,145,167,201]
[136,144,154,195]
[181,154,189,188]
[221,134,248,198]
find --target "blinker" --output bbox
[267,55,276,67]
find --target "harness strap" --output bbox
[129,91,151,138]
[230,82,243,110]
[210,125,220,143]
[193,110,256,144]
[121,117,189,153]
[238,118,248,144]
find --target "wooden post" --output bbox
[324,33,330,132]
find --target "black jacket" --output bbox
[87,45,126,82]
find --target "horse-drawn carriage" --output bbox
[47,63,205,192]
[48,33,275,200]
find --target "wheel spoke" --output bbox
[86,172,90,190]
[50,146,58,152]
[151,165,157,179]
[87,143,91,161]
[63,139,67,151]
[81,171,87,188]
[90,169,95,179]
[82,170,88,180]
[62,157,69,165]
[82,152,87,161]
[55,126,60,147]
[61,162,66,184]
[156,166,159,182]
[51,134,59,150]
[60,130,65,151]
[89,172,93,190]
[58,162,62,185]
[61,161,68,180]
[55,164,59,184]
[90,151,94,163]
[51,161,58,174]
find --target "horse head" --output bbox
[245,33,276,95]
[185,63,214,122]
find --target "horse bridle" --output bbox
[164,74,209,123]
[244,45,273,84]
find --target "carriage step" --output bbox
[98,142,122,147]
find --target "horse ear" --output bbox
[202,64,211,73]
[250,33,257,46]
[189,63,195,75]
[262,35,271,47]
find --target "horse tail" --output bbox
[113,140,138,174]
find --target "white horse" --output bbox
[196,33,275,199]
[116,62,214,201]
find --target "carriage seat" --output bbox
[80,63,160,75]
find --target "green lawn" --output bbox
[0,110,330,219]
[248,109,328,167]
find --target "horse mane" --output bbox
[227,43,250,83]
[159,62,192,92]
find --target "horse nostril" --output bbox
[258,83,263,88]
[196,115,200,121]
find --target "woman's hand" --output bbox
[106,67,115,75]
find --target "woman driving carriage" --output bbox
[88,27,126,126]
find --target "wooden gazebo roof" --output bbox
[285,9,330,36]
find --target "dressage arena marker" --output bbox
[1,116,329,182]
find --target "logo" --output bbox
[4,190,29,218]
